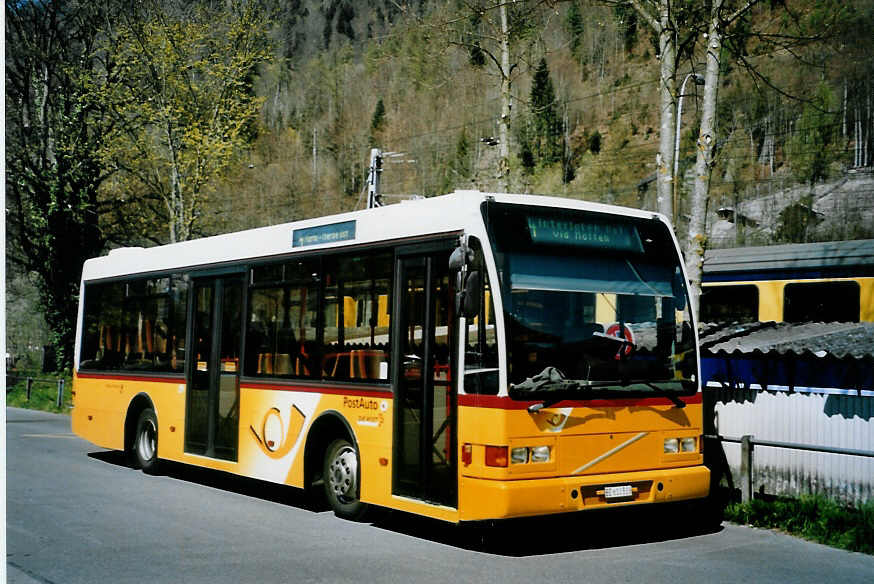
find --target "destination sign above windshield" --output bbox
[293,220,356,248]
[526,216,643,253]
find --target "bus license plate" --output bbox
[604,485,632,500]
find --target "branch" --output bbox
[627,0,660,33]
[724,0,760,27]
[735,53,819,106]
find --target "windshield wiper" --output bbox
[510,367,589,412]
[599,379,687,409]
[511,368,687,411]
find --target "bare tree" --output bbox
[94,0,272,243]
[599,1,680,218]
[437,0,560,192]
[684,1,846,320]
[685,0,759,319]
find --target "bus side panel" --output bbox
[72,372,123,451]
[235,387,394,500]
[72,373,186,456]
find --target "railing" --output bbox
[6,375,67,408]
[705,434,874,503]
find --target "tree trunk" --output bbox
[686,2,724,322]
[655,4,676,220]
[498,2,511,192]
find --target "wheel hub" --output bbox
[328,446,357,500]
[138,420,156,461]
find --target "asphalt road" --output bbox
[7,406,874,584]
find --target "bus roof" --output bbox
[81,190,666,282]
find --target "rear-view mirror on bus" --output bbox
[449,245,469,271]
[463,271,480,319]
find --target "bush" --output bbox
[725,495,874,555]
[5,371,73,413]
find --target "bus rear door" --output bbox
[185,274,245,461]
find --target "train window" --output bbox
[784,281,860,323]
[700,285,758,323]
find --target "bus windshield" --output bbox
[483,202,697,400]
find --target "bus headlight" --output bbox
[663,438,679,453]
[530,446,551,463]
[680,437,697,453]
[510,447,529,464]
[509,445,551,464]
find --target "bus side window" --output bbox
[463,237,498,395]
[320,253,392,382]
[79,276,187,373]
[247,259,319,379]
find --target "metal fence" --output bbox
[706,389,874,505]
[6,375,67,408]
[706,433,874,504]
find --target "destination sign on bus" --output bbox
[526,216,643,253]
[293,220,356,248]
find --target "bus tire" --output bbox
[323,438,370,521]
[134,407,160,475]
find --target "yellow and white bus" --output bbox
[72,191,709,523]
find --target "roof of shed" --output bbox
[699,321,874,360]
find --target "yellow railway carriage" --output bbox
[701,239,874,324]
[73,191,710,524]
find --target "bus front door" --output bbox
[392,251,457,508]
[185,275,244,461]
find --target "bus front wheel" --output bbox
[134,408,160,474]
[323,438,370,521]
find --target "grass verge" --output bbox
[724,494,874,555]
[5,370,73,414]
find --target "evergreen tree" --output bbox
[565,2,585,61]
[369,98,387,146]
[371,98,387,132]
[787,82,840,186]
[529,58,561,164]
[367,98,386,148]
[613,3,638,53]
[588,130,602,155]
[453,128,472,180]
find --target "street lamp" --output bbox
[673,72,705,223]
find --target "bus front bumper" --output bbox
[459,464,710,521]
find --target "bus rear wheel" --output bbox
[323,438,370,521]
[134,408,160,475]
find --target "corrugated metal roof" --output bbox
[700,321,874,360]
[703,239,874,275]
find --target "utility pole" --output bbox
[312,127,317,195]
[367,148,383,209]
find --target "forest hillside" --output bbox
[209,0,874,246]
[6,0,874,368]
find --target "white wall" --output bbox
[712,390,873,504]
